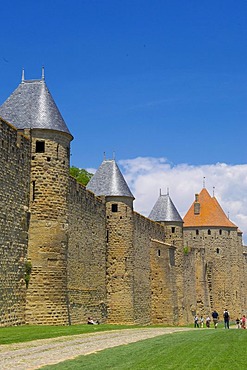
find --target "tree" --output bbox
[70,166,93,186]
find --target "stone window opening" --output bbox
[112,204,118,212]
[196,229,199,235]
[157,249,161,257]
[216,248,220,254]
[208,229,211,235]
[219,229,222,235]
[171,227,175,233]
[36,140,45,153]
[32,181,36,201]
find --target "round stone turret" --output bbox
[87,159,135,324]
[0,72,73,325]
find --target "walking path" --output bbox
[0,327,194,369]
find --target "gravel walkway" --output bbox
[0,327,194,370]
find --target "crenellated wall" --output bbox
[0,118,30,326]
[0,114,246,328]
[184,227,244,319]
[67,179,107,324]
[132,213,166,324]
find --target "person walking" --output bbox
[194,315,199,328]
[241,315,246,329]
[223,309,230,329]
[206,315,211,328]
[212,310,219,328]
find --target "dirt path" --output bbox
[0,327,194,369]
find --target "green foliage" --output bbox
[24,261,32,288]
[183,246,189,255]
[70,166,93,186]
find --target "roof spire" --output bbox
[113,151,115,160]
[103,152,106,160]
[21,68,25,83]
[160,188,162,196]
[203,176,206,188]
[167,187,169,195]
[213,186,215,197]
[41,66,45,80]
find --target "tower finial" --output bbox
[113,151,115,160]
[103,152,106,160]
[21,68,25,83]
[203,176,206,188]
[167,187,169,195]
[213,186,215,197]
[42,66,45,80]
[160,188,162,196]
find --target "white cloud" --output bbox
[119,157,247,244]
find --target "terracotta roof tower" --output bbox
[183,188,237,228]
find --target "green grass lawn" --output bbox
[0,324,140,345]
[41,328,247,370]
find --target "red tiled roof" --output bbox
[183,188,237,228]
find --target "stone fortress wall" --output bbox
[0,75,246,327]
[0,118,30,326]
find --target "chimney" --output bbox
[194,194,200,215]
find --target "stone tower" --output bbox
[148,191,187,324]
[0,70,73,324]
[183,188,243,318]
[87,159,135,323]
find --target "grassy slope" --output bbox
[42,329,247,370]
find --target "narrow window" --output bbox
[32,181,36,201]
[208,229,211,235]
[171,227,175,233]
[112,204,118,212]
[196,229,199,235]
[219,229,222,235]
[36,141,45,153]
[216,248,220,254]
[106,230,109,243]
[157,249,161,257]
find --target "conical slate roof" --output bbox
[183,188,237,228]
[86,159,134,198]
[0,78,71,135]
[149,193,183,222]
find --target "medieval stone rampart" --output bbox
[133,213,167,324]
[0,118,30,326]
[184,226,244,319]
[67,179,107,324]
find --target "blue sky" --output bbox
[1,1,247,240]
[1,0,247,168]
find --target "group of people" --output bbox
[194,309,246,329]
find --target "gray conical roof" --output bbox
[149,193,182,222]
[0,78,71,135]
[86,159,134,198]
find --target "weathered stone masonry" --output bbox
[0,118,30,326]
[0,75,246,327]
